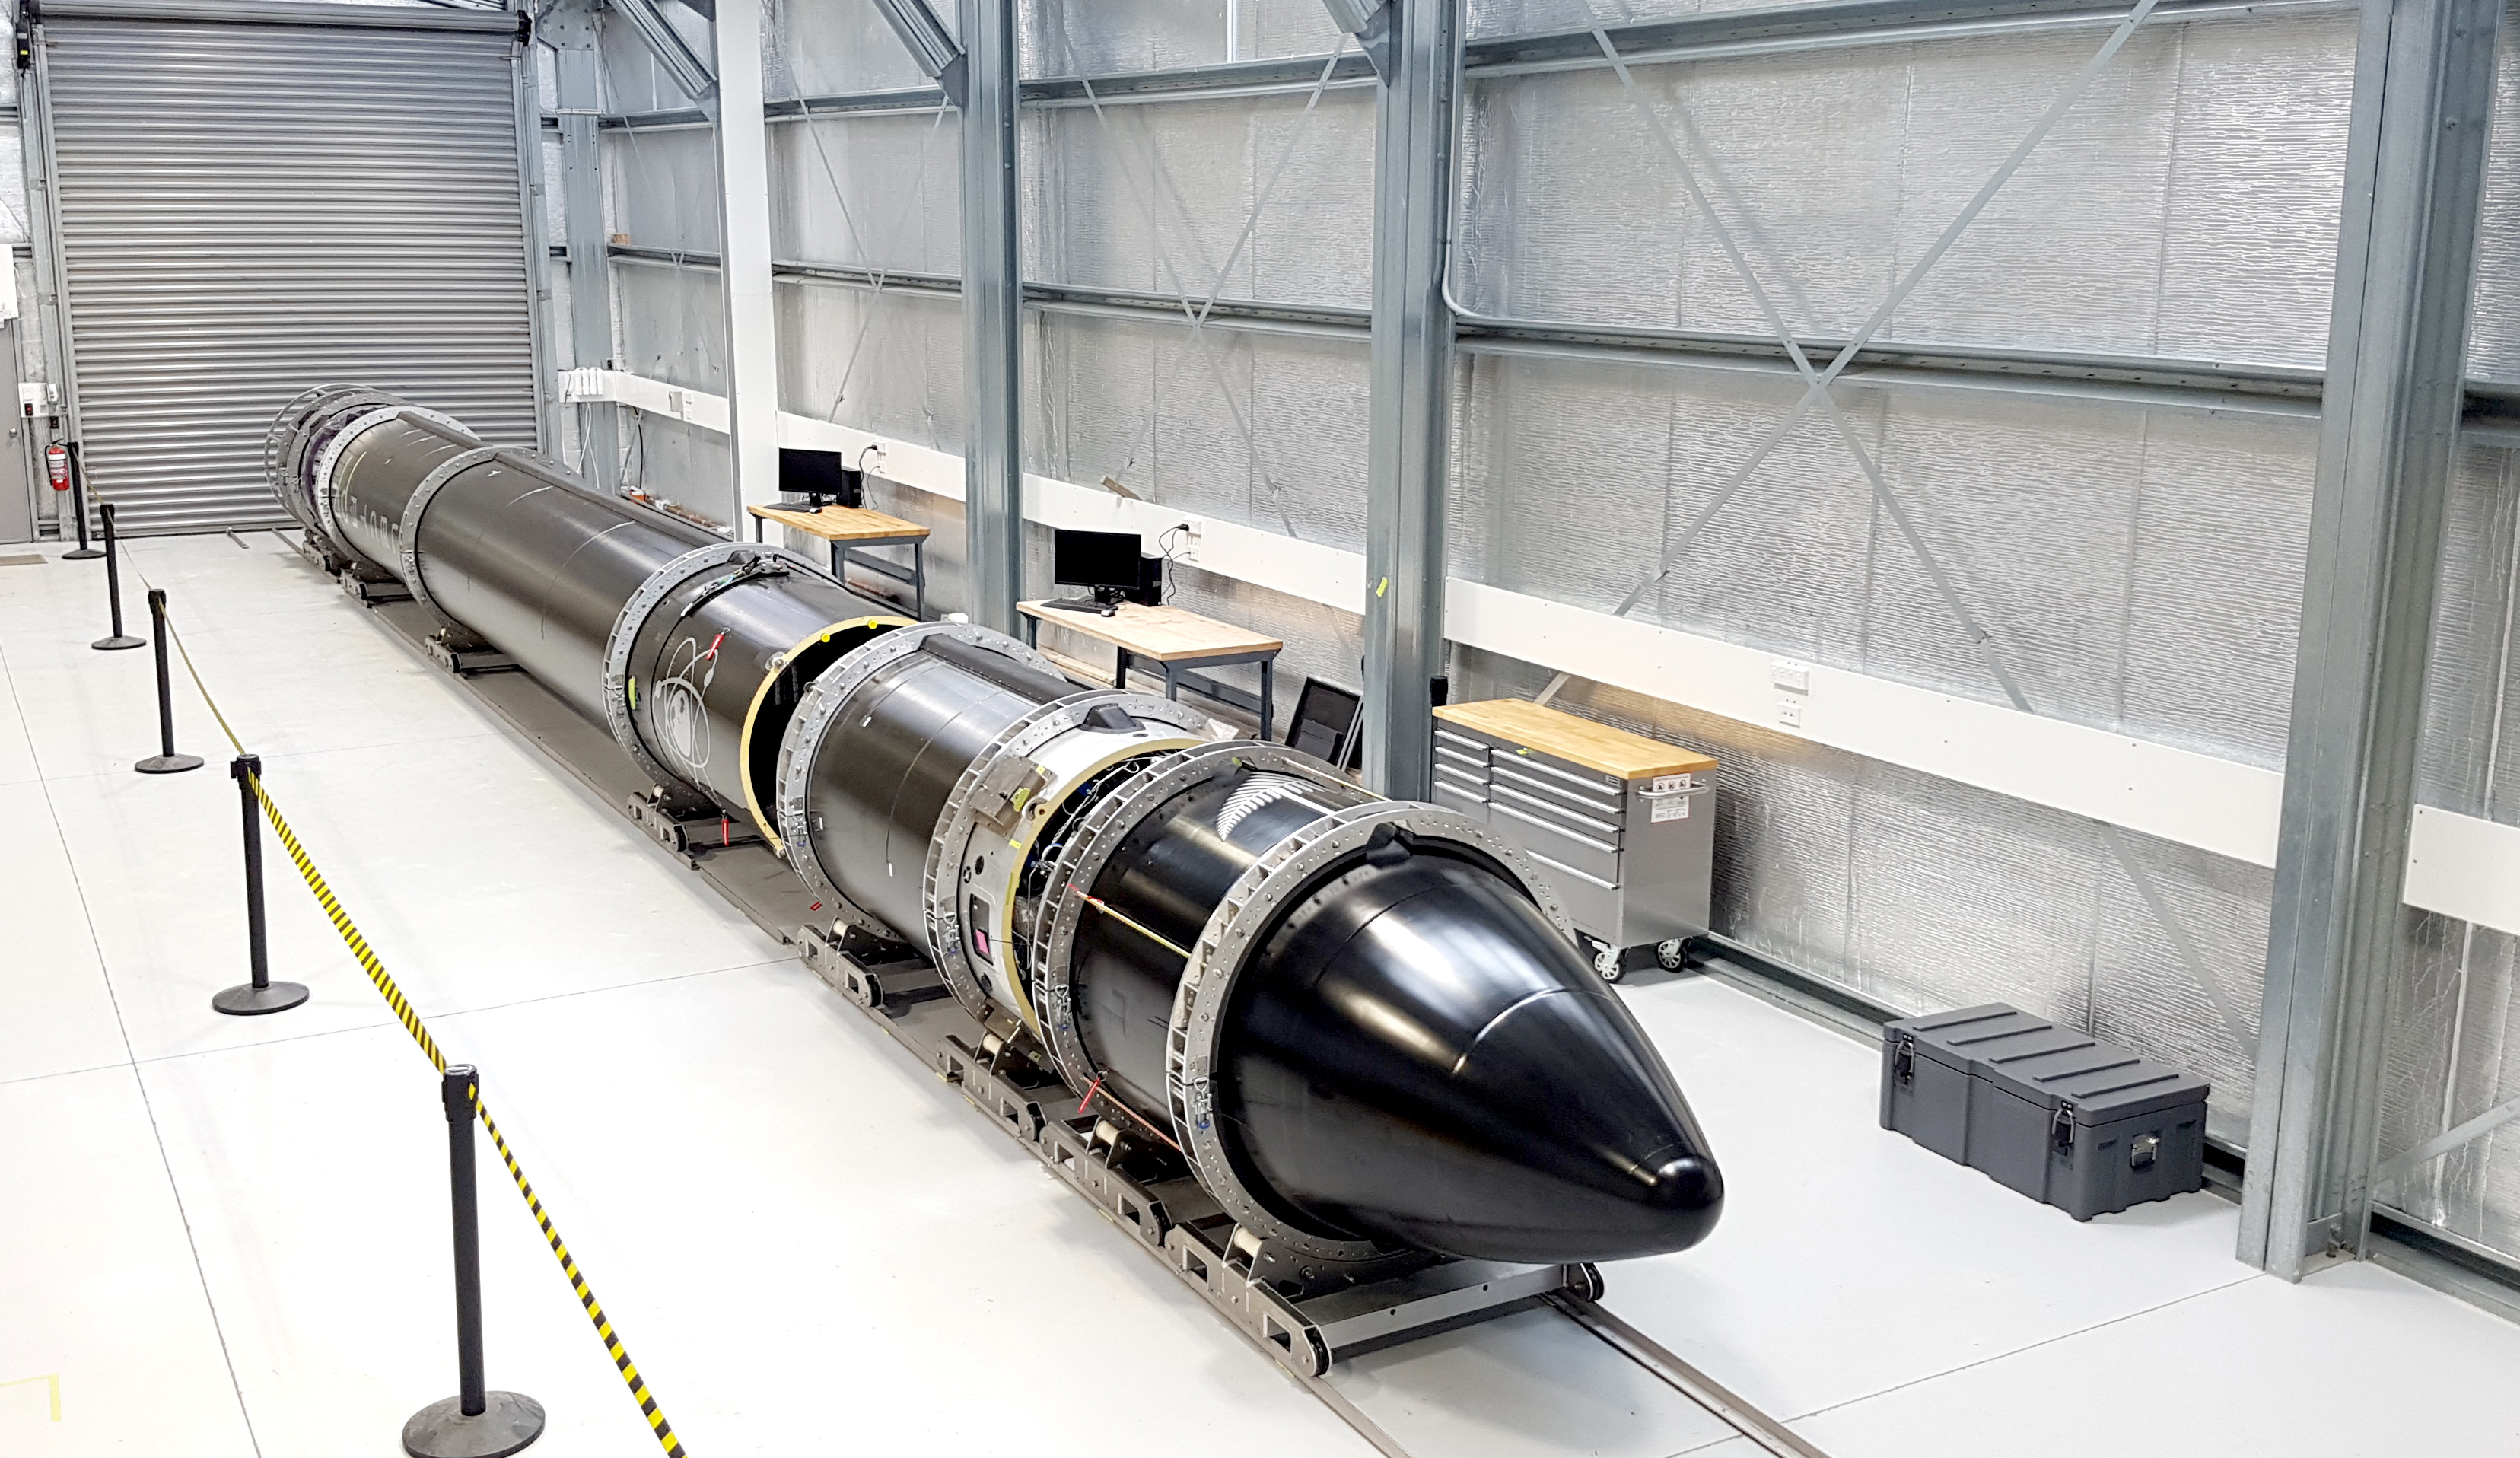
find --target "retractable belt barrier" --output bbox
[161,610,690,1458]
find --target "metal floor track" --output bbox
[335,570,1828,1458]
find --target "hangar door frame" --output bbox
[22,0,552,535]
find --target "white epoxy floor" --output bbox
[4,535,2516,1458]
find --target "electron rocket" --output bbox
[266,386,1723,1272]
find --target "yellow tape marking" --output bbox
[161,607,689,1458]
[0,1374,62,1421]
[254,780,689,1458]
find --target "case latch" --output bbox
[2052,1101,2076,1154]
[1893,1034,1916,1085]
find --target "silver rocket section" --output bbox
[269,387,1723,1269]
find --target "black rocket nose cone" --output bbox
[1214,848,1723,1264]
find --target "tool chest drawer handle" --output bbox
[1522,846,1620,891]
[1491,797,1620,854]
[1489,750,1621,797]
[1489,762,1624,813]
[1488,782,1621,839]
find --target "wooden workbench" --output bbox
[748,503,930,618]
[1434,698,1717,782]
[1020,600,1285,740]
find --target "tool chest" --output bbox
[1429,699,1716,981]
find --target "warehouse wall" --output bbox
[576,0,2520,1265]
[2384,16,2520,1270]
[600,3,732,522]
[2386,430,2520,1257]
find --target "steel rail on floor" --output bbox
[318,550,1829,1458]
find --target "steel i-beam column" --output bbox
[2241,0,2503,1281]
[713,0,782,529]
[958,0,1024,634]
[1359,0,1458,798]
[549,0,620,489]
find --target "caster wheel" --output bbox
[1656,938,1687,971]
[1594,945,1624,983]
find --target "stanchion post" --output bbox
[405,1065,546,1458]
[62,441,101,560]
[91,501,143,651]
[133,589,204,775]
[212,755,307,1016]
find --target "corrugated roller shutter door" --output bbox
[43,17,539,534]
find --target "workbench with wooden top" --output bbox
[749,501,930,619]
[1430,697,1719,981]
[1020,598,1284,740]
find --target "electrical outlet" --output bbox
[1777,698,1803,729]
[1771,657,1812,694]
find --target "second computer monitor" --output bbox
[1053,529,1143,597]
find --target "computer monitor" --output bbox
[1044,529,1144,614]
[779,447,861,507]
[1286,678,1363,770]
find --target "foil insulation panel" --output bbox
[1032,313,1373,552]
[1022,89,1377,309]
[2385,441,2520,1259]
[772,0,937,94]
[1019,0,1346,75]
[616,260,730,393]
[774,280,966,450]
[1452,14,2359,367]
[603,126,724,255]
[772,113,961,278]
[1450,349,2319,766]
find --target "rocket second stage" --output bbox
[268,387,1723,1270]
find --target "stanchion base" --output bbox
[134,753,205,775]
[92,635,145,651]
[212,981,309,1016]
[402,1392,545,1458]
[62,547,103,560]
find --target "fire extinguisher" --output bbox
[46,441,69,492]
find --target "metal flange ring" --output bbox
[774,622,1068,941]
[601,541,822,804]
[278,387,399,541]
[310,403,466,558]
[282,387,394,501]
[1026,740,1362,1096]
[918,689,1212,1029]
[262,385,334,506]
[1161,801,1580,1262]
[396,445,506,632]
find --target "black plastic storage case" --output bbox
[1879,1004,2209,1221]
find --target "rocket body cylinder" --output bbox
[267,387,1726,1269]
